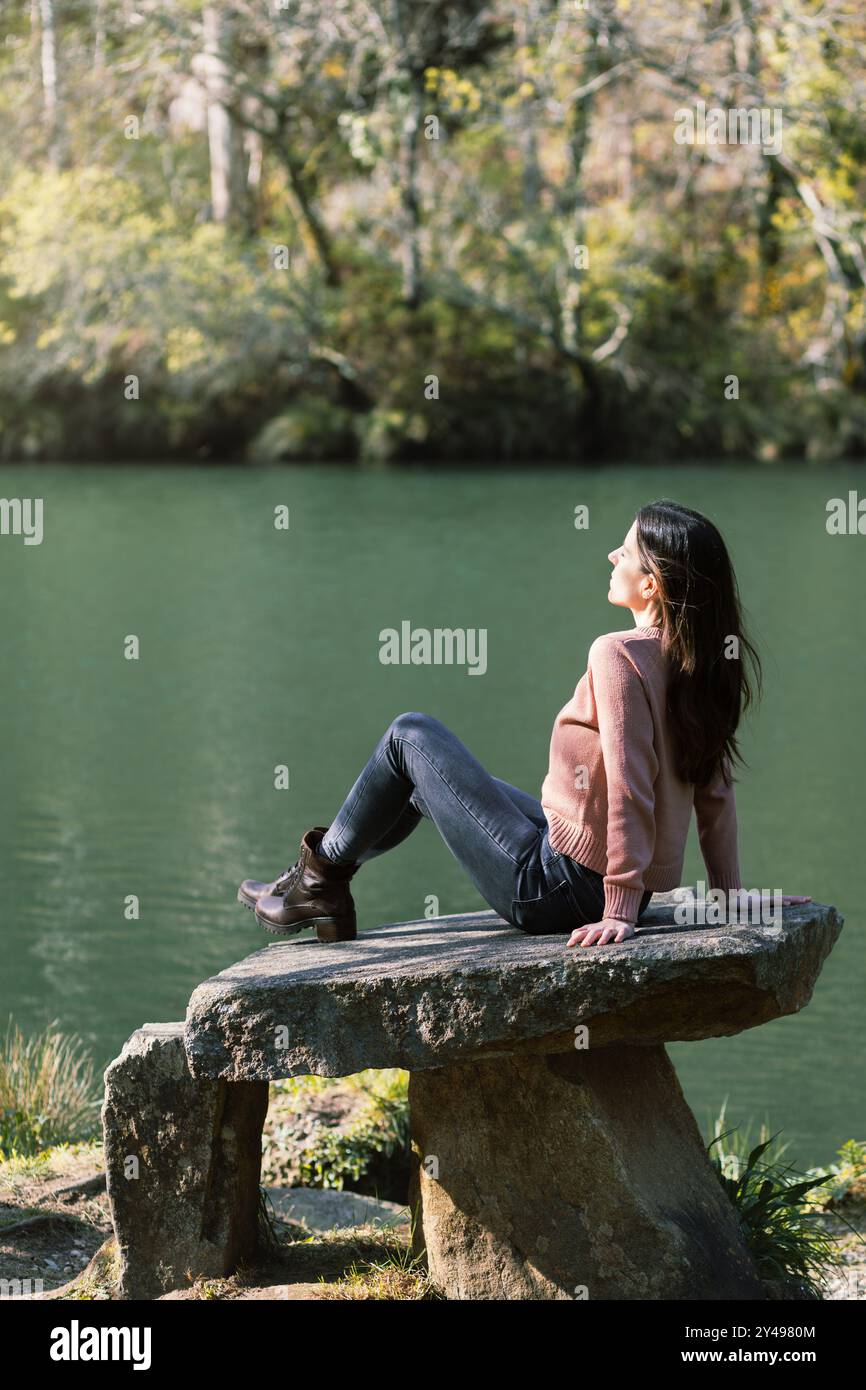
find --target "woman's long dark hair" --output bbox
[634,500,762,790]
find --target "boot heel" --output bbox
[316,917,356,943]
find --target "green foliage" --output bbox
[247,399,358,462]
[0,1018,99,1160]
[815,1138,866,1202]
[1,1,866,461]
[706,1103,858,1299]
[270,1069,410,1193]
[0,167,323,458]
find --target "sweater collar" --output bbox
[635,624,663,637]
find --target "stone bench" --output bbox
[102,891,843,1300]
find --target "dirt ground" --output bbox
[0,1145,111,1296]
[0,1141,428,1301]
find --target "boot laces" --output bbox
[274,863,301,894]
[274,838,335,895]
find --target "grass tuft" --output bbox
[0,1018,99,1159]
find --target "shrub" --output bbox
[706,1103,843,1299]
[267,1069,410,1198]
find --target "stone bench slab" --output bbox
[184,892,842,1081]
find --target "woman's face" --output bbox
[607,520,656,613]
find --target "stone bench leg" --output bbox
[408,1044,765,1300]
[102,1023,269,1299]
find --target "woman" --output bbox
[238,499,810,947]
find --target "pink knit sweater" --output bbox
[540,625,742,925]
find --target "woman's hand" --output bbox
[567,918,636,948]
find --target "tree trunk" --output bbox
[396,71,425,309]
[38,0,62,167]
[557,10,609,357]
[277,129,342,288]
[202,6,249,231]
[93,0,106,70]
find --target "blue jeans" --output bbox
[318,711,653,934]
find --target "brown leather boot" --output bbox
[253,827,359,942]
[237,827,354,910]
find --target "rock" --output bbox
[408,1047,766,1300]
[265,1186,409,1232]
[101,1023,268,1300]
[102,895,842,1301]
[184,895,843,1081]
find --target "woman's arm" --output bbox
[588,635,659,925]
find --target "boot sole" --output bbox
[252,909,356,943]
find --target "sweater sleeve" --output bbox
[589,636,659,925]
[694,755,742,892]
